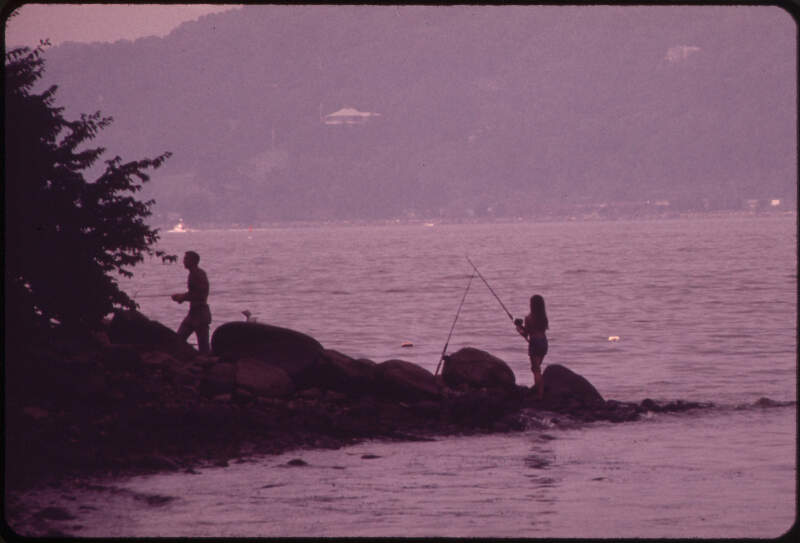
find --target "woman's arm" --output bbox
[515,317,528,339]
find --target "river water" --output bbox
[7,215,796,538]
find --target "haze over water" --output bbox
[9,215,795,538]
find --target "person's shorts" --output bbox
[183,304,211,330]
[528,336,548,358]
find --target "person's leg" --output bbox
[196,324,210,355]
[177,317,193,342]
[531,356,544,399]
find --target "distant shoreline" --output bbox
[157,209,796,232]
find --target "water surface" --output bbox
[8,215,795,537]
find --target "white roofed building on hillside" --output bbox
[323,106,382,126]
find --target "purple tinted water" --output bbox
[7,215,796,537]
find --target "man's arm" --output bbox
[172,269,209,304]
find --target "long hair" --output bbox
[530,294,549,331]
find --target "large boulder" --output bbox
[443,387,524,429]
[235,358,294,398]
[441,347,516,390]
[542,364,605,407]
[108,310,197,360]
[198,362,237,397]
[377,359,440,402]
[308,350,377,396]
[211,322,324,384]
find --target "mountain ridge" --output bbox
[30,5,796,224]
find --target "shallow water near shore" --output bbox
[7,215,796,537]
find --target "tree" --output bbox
[5,43,174,335]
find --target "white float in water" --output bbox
[608,336,620,342]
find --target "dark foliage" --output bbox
[4,42,173,336]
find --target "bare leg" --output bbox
[531,356,544,399]
[196,325,210,355]
[177,318,193,343]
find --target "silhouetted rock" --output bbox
[211,322,323,384]
[135,454,180,472]
[100,344,143,371]
[376,359,440,402]
[235,357,295,398]
[199,362,237,397]
[108,310,197,360]
[309,349,377,396]
[542,364,605,408]
[602,400,643,422]
[141,350,180,368]
[443,386,525,429]
[442,347,516,389]
[7,326,720,493]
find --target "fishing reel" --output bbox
[514,318,523,327]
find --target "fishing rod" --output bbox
[132,293,175,299]
[465,255,529,343]
[435,271,475,376]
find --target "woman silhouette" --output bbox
[515,294,549,400]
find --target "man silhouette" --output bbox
[172,250,211,354]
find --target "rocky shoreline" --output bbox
[6,311,713,492]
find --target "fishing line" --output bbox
[435,270,475,376]
[466,255,529,343]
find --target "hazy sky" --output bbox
[4,3,239,47]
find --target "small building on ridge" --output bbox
[323,106,382,126]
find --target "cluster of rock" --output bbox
[102,311,604,410]
[6,310,712,489]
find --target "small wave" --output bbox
[441,273,475,281]
[525,476,558,490]
[638,397,794,416]
[519,409,561,429]
[138,494,175,507]
[744,397,796,409]
[73,484,177,508]
[564,268,618,275]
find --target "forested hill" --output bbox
[34,5,795,224]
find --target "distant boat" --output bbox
[168,220,188,233]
